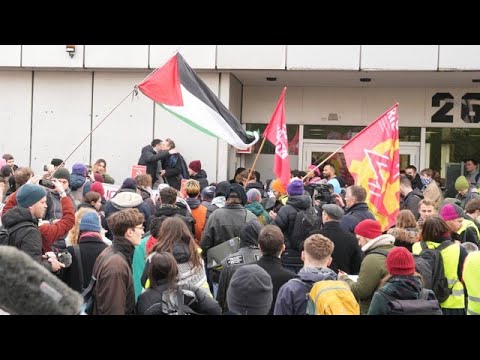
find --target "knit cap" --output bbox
[271,179,286,194]
[53,168,70,184]
[455,176,469,191]
[246,188,262,203]
[72,163,87,176]
[121,178,137,191]
[201,186,216,201]
[354,219,382,239]
[79,212,101,233]
[90,181,105,198]
[307,164,321,177]
[386,247,415,276]
[287,179,304,196]
[17,184,47,208]
[188,160,201,173]
[226,264,273,315]
[439,203,464,221]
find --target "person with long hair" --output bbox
[136,252,221,315]
[143,216,211,296]
[387,209,420,252]
[92,159,115,184]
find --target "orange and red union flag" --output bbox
[342,104,399,231]
[263,88,291,187]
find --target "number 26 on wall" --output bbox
[431,93,480,123]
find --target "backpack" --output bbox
[378,288,443,315]
[290,207,322,251]
[414,241,452,303]
[143,286,201,315]
[177,154,189,180]
[0,222,35,246]
[305,280,360,315]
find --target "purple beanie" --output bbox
[287,179,304,196]
[72,163,87,176]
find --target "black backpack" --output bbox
[176,154,189,180]
[0,222,35,246]
[379,288,443,315]
[290,207,322,251]
[414,241,452,303]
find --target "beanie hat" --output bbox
[82,181,92,196]
[227,264,273,315]
[354,219,382,239]
[53,168,70,184]
[188,160,201,173]
[215,181,230,197]
[455,176,469,191]
[271,179,286,194]
[307,164,321,177]
[226,183,247,206]
[51,158,64,167]
[287,179,304,196]
[386,247,415,276]
[72,163,87,176]
[93,173,104,183]
[90,181,105,198]
[121,178,137,191]
[17,184,47,208]
[201,185,216,201]
[246,188,261,203]
[79,212,101,233]
[439,203,465,221]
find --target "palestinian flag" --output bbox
[138,53,259,150]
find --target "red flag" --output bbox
[342,104,399,231]
[288,127,299,155]
[263,88,290,187]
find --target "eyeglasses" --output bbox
[133,225,144,231]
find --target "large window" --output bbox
[304,125,420,142]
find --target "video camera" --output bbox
[310,183,334,205]
[39,178,56,189]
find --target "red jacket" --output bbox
[2,190,75,252]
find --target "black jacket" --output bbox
[138,145,169,182]
[2,206,52,271]
[312,221,362,274]
[256,255,296,315]
[191,170,209,191]
[65,234,108,292]
[339,202,376,234]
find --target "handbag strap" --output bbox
[73,245,85,290]
[176,286,185,315]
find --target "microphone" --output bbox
[0,246,83,315]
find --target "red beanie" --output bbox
[189,160,201,173]
[354,219,382,239]
[386,247,415,276]
[90,181,105,198]
[94,173,104,183]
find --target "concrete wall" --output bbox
[2,45,480,71]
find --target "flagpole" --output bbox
[244,136,268,189]
[301,102,399,182]
[301,145,343,182]
[52,89,136,177]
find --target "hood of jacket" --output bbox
[387,227,419,244]
[172,243,191,264]
[298,266,337,284]
[2,206,38,228]
[212,196,226,208]
[110,190,143,210]
[186,197,201,210]
[192,169,208,180]
[70,173,86,191]
[239,220,263,247]
[362,234,395,252]
[245,201,265,216]
[381,275,423,299]
[286,194,312,211]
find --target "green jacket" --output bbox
[132,234,149,301]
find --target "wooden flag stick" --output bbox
[244,136,268,189]
[301,145,343,182]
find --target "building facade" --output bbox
[1,45,479,190]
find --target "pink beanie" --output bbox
[439,204,464,221]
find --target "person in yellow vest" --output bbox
[412,214,468,315]
[461,199,480,245]
[462,250,480,315]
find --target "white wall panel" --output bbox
[155,73,220,183]
[150,45,216,69]
[22,45,84,68]
[31,72,92,175]
[287,45,360,70]
[361,45,438,70]
[217,45,286,69]
[85,46,149,69]
[0,71,32,166]
[439,46,480,70]
[0,46,21,67]
[242,86,303,124]
[91,72,152,184]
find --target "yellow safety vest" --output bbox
[412,241,465,310]
[457,218,480,240]
[463,251,480,315]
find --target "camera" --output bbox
[312,184,334,205]
[39,178,55,189]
